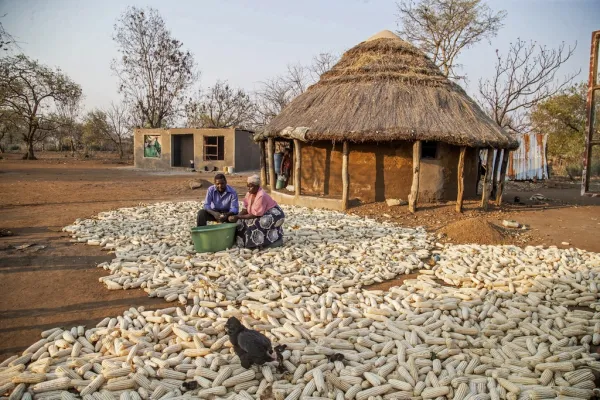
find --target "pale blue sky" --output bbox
[1,0,598,112]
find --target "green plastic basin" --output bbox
[191,223,237,253]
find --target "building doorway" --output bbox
[172,134,194,167]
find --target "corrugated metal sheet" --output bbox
[481,133,548,181]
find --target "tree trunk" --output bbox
[70,138,76,157]
[490,149,501,198]
[496,150,510,205]
[267,138,276,190]
[259,141,267,187]
[294,139,301,197]
[23,142,37,160]
[481,148,494,210]
[119,145,124,159]
[408,140,422,213]
[342,141,349,211]
[456,147,466,213]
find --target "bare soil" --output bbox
[1,152,599,360]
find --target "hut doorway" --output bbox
[172,134,194,167]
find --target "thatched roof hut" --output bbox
[257,30,518,212]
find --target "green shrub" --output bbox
[591,160,600,176]
[10,145,20,151]
[566,164,582,179]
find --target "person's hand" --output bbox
[218,214,228,223]
[228,215,238,223]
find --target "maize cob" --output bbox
[211,366,232,388]
[388,379,412,391]
[104,379,135,391]
[344,384,362,400]
[261,365,273,383]
[32,378,71,393]
[421,386,450,399]
[356,384,393,400]
[222,370,255,387]
[563,369,595,384]
[60,391,79,400]
[81,374,106,396]
[283,386,302,400]
[535,362,575,372]
[497,377,520,394]
[197,386,226,398]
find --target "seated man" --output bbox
[197,174,239,226]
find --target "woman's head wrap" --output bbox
[247,175,261,186]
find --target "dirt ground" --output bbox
[1,152,599,360]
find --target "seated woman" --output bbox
[233,175,285,249]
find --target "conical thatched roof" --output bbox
[261,30,518,150]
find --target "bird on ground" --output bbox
[225,316,275,369]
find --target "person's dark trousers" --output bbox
[197,209,218,227]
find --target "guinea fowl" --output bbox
[225,317,275,368]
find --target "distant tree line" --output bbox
[0,2,587,172]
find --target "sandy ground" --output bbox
[1,152,599,360]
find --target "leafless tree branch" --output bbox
[396,0,506,80]
[478,39,580,132]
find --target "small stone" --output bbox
[561,242,570,246]
[502,220,520,228]
[386,198,408,207]
[189,180,203,190]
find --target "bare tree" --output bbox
[56,92,83,156]
[252,77,296,128]
[111,6,197,128]
[309,52,338,82]
[478,39,579,132]
[396,0,506,79]
[0,109,19,153]
[0,55,82,159]
[0,17,18,52]
[105,102,132,158]
[186,81,255,129]
[253,52,339,128]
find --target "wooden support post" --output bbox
[342,141,350,211]
[267,138,276,190]
[496,150,510,205]
[294,139,301,196]
[481,147,494,210]
[408,140,422,213]
[259,141,267,187]
[456,147,467,213]
[490,149,501,198]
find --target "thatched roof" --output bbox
[260,30,518,150]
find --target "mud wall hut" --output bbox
[256,30,519,212]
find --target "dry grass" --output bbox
[263,32,518,150]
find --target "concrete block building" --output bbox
[134,127,259,172]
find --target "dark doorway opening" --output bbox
[172,134,194,167]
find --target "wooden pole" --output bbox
[294,139,301,196]
[496,150,510,205]
[259,141,267,187]
[455,147,467,213]
[481,147,494,210]
[408,140,422,213]
[342,141,350,211]
[490,149,501,198]
[267,138,276,190]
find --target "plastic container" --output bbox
[276,175,287,190]
[190,223,237,253]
